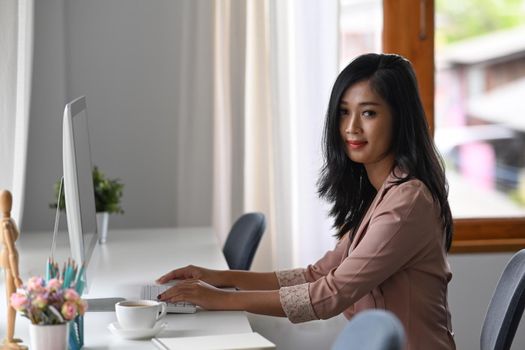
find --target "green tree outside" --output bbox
[436,0,525,45]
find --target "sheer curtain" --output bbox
[0,0,33,225]
[213,0,245,248]
[267,0,339,269]
[213,0,338,271]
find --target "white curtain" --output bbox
[212,0,339,270]
[265,0,340,268]
[213,0,236,246]
[0,0,33,225]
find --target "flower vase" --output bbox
[97,211,109,243]
[29,323,69,350]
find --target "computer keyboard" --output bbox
[141,284,197,314]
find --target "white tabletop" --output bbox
[1,227,253,349]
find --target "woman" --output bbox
[157,53,455,350]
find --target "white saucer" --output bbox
[108,322,167,340]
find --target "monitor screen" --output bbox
[63,96,98,282]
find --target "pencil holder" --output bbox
[69,315,84,350]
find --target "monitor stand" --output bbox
[85,297,126,312]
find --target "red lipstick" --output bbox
[347,140,367,149]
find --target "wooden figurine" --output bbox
[0,190,27,350]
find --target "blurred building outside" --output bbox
[435,25,525,218]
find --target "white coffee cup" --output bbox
[115,300,167,329]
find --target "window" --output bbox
[383,0,525,253]
[436,0,525,252]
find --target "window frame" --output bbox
[382,0,525,253]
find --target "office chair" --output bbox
[223,212,266,270]
[481,249,525,350]
[331,310,405,350]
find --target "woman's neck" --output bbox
[364,156,395,190]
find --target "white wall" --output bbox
[23,0,214,232]
[23,0,68,231]
[448,253,525,350]
[21,2,525,349]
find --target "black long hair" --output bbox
[318,53,453,251]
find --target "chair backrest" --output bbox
[222,212,266,270]
[331,310,405,350]
[481,249,525,350]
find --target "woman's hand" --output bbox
[156,265,225,287]
[157,279,232,310]
[158,279,286,317]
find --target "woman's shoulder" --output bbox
[370,176,440,229]
[383,175,434,206]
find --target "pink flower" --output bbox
[63,288,79,302]
[31,293,48,309]
[46,278,62,292]
[77,299,88,316]
[61,301,78,320]
[27,276,45,293]
[14,272,87,325]
[10,292,29,311]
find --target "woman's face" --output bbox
[339,79,394,170]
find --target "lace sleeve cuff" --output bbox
[275,268,307,287]
[279,284,318,323]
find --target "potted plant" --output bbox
[10,275,87,350]
[50,166,124,243]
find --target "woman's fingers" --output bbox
[157,279,199,301]
[156,265,199,284]
[156,269,181,283]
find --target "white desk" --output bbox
[1,227,255,349]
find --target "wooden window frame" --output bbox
[382,0,525,253]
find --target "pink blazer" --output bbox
[277,171,455,350]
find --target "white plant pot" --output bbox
[29,323,68,350]
[97,212,110,244]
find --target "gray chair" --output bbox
[481,249,525,350]
[331,310,405,350]
[223,212,266,270]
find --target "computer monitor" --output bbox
[63,96,98,279]
[62,96,125,310]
